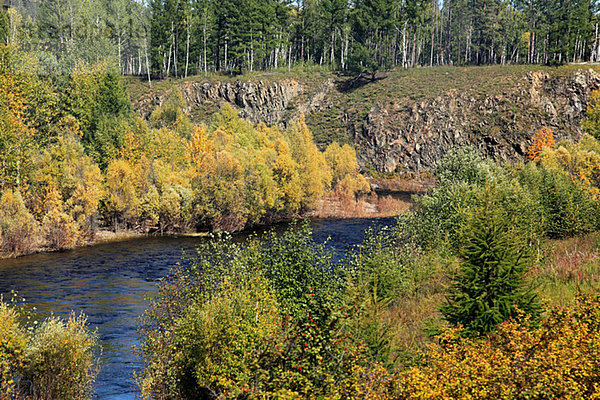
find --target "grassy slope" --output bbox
[305,64,600,145]
[386,232,600,361]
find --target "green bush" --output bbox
[412,145,598,247]
[140,267,280,400]
[149,90,193,138]
[518,163,597,238]
[435,147,501,186]
[346,227,409,302]
[0,299,99,400]
[90,115,130,168]
[404,148,542,251]
[343,227,414,367]
[139,223,376,399]
[260,223,342,319]
[404,181,477,249]
[404,148,498,249]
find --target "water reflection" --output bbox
[0,217,396,399]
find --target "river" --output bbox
[0,217,396,399]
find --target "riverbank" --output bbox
[93,229,148,243]
[308,176,432,219]
[310,191,414,218]
[1,183,422,260]
[0,230,149,260]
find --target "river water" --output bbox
[0,217,396,399]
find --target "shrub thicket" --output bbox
[0,189,40,256]
[41,194,80,250]
[434,147,500,186]
[139,223,390,399]
[403,147,542,250]
[139,219,600,399]
[398,294,600,399]
[0,299,99,400]
[0,301,27,399]
[343,227,415,367]
[518,163,597,238]
[22,315,99,400]
[138,140,600,398]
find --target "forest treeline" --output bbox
[0,44,368,257]
[2,0,600,78]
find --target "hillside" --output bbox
[127,64,600,173]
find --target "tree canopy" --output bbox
[3,0,600,78]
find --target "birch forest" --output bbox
[2,0,600,78]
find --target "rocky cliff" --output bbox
[355,70,600,171]
[136,79,302,125]
[131,66,600,173]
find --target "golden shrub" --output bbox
[397,294,600,399]
[42,206,80,250]
[0,189,40,256]
[0,300,99,400]
[324,141,370,199]
[23,314,99,400]
[104,158,140,229]
[0,302,27,399]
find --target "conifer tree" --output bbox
[442,186,540,337]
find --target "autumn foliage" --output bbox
[0,299,99,400]
[0,49,370,255]
[0,189,39,256]
[526,127,555,160]
[138,216,600,399]
[138,224,393,400]
[398,294,600,399]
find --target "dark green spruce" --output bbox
[442,187,541,337]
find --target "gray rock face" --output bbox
[133,69,600,173]
[136,79,301,125]
[355,70,600,172]
[185,80,301,125]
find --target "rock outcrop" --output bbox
[354,70,600,171]
[132,68,600,173]
[136,79,301,125]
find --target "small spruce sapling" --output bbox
[441,186,540,337]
